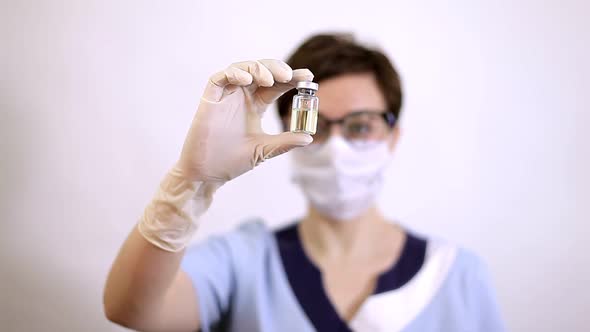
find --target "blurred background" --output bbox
[1,0,589,331]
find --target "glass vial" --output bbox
[290,81,319,135]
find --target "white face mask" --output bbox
[291,136,392,221]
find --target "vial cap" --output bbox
[296,81,319,91]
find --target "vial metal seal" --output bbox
[290,81,319,135]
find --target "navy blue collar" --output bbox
[274,223,427,332]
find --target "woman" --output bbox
[104,34,505,332]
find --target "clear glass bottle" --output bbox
[290,81,319,135]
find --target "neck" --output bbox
[299,205,398,259]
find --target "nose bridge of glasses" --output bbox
[329,121,343,136]
[317,115,345,138]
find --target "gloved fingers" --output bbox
[292,68,315,82]
[203,60,280,102]
[231,60,275,87]
[257,59,293,83]
[256,68,314,104]
[204,66,254,102]
[259,131,314,160]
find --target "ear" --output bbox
[388,126,401,152]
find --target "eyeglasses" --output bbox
[284,110,397,145]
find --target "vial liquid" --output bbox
[290,81,319,135]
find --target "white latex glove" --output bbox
[178,59,315,182]
[138,60,314,252]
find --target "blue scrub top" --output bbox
[181,221,506,332]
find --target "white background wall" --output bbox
[1,0,589,331]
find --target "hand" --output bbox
[176,59,314,183]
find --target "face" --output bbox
[286,72,400,150]
[289,73,399,221]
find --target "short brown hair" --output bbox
[277,33,403,122]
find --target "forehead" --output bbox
[316,72,386,120]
